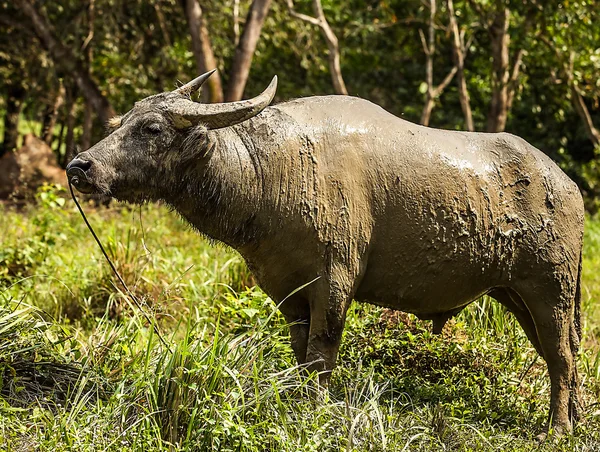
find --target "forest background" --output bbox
[2,0,599,206]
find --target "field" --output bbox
[1,184,600,451]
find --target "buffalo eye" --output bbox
[145,123,162,135]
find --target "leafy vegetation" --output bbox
[1,186,599,450]
[2,1,600,200]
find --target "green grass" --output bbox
[1,184,600,451]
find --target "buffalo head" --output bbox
[66,71,277,202]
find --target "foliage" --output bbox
[1,190,600,450]
[1,1,599,200]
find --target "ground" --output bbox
[1,184,599,451]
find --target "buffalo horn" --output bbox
[174,69,217,96]
[168,76,278,129]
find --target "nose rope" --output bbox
[68,182,172,352]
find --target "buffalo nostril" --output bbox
[66,158,95,193]
[66,158,92,173]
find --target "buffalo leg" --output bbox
[305,274,353,386]
[514,281,578,434]
[287,321,310,364]
[280,298,311,364]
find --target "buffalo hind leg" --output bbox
[513,281,579,435]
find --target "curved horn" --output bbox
[175,69,217,96]
[168,76,278,129]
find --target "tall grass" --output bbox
[1,186,599,450]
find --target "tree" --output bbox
[14,0,115,124]
[419,0,457,126]
[1,83,26,158]
[181,0,224,103]
[285,0,348,95]
[226,0,273,101]
[0,2,46,157]
[447,0,473,131]
[470,0,535,132]
[538,2,600,148]
[41,81,65,145]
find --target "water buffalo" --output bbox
[67,71,584,434]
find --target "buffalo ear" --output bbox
[181,123,212,160]
[107,116,122,129]
[169,113,194,129]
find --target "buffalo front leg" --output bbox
[280,296,311,365]
[305,273,353,386]
[286,320,310,365]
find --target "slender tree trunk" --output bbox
[487,7,510,132]
[1,83,26,158]
[539,34,600,148]
[233,0,241,45]
[225,0,273,101]
[419,0,457,126]
[420,0,436,126]
[182,0,223,103]
[485,5,532,132]
[154,1,172,47]
[506,47,525,112]
[286,0,348,95]
[80,1,95,151]
[81,102,94,151]
[447,0,473,131]
[421,100,435,127]
[64,91,77,165]
[15,0,114,124]
[312,0,347,95]
[42,82,65,145]
[56,120,66,160]
[572,87,600,147]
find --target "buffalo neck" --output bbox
[165,122,268,251]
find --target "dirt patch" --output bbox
[0,134,67,201]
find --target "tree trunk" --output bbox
[487,6,510,132]
[81,101,94,151]
[419,0,457,126]
[55,119,66,161]
[182,0,224,103]
[154,1,172,47]
[572,86,600,147]
[1,83,26,158]
[16,0,115,124]
[42,82,65,145]
[225,0,273,101]
[538,34,600,148]
[313,0,347,94]
[64,92,77,165]
[421,99,435,127]
[233,0,241,45]
[420,0,436,126]
[447,0,473,131]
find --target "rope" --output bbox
[68,182,172,352]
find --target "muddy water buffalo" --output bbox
[67,71,584,434]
